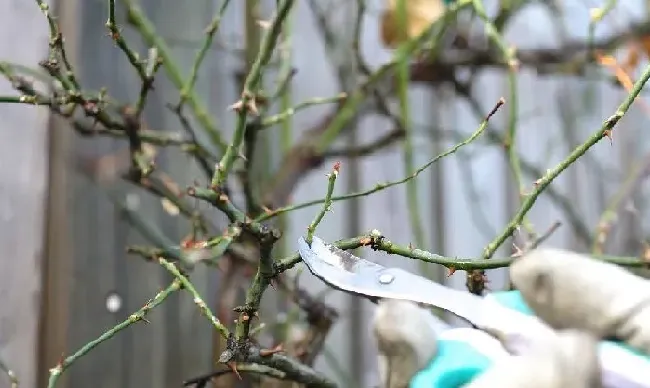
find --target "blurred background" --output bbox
[2,0,650,387]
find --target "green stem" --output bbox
[106,0,147,80]
[483,62,650,259]
[306,162,341,244]
[261,94,346,128]
[47,281,181,388]
[211,0,295,187]
[274,235,648,275]
[122,0,227,152]
[179,0,233,107]
[258,98,501,223]
[312,0,472,154]
[395,0,426,257]
[471,0,533,237]
[159,259,229,338]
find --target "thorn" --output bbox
[603,129,613,144]
[446,267,456,277]
[229,100,244,112]
[511,243,523,258]
[257,19,271,29]
[260,343,284,357]
[227,361,242,380]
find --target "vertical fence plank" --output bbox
[38,0,79,385]
[143,0,219,385]
[0,2,51,388]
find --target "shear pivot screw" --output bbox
[378,273,395,284]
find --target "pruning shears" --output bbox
[297,236,650,388]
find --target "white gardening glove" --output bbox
[372,299,445,388]
[510,248,650,353]
[462,329,601,388]
[371,248,650,388]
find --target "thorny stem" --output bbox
[184,363,288,386]
[211,0,295,188]
[483,62,650,259]
[178,0,233,108]
[158,258,229,339]
[457,83,593,245]
[47,281,182,388]
[261,93,347,128]
[256,98,503,223]
[34,0,80,90]
[122,0,227,152]
[106,0,147,80]
[306,162,341,244]
[273,234,649,275]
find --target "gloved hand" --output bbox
[372,248,650,388]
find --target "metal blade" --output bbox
[298,236,556,345]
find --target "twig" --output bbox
[106,0,147,80]
[165,103,216,179]
[245,349,337,388]
[211,0,296,188]
[158,258,229,339]
[593,152,650,254]
[529,221,562,250]
[312,0,472,155]
[273,234,649,275]
[455,81,593,245]
[260,94,347,128]
[178,0,233,108]
[470,0,532,236]
[257,98,503,222]
[512,221,563,257]
[184,364,287,387]
[395,0,426,253]
[306,162,341,244]
[483,62,650,259]
[47,281,181,388]
[34,0,80,90]
[122,0,227,151]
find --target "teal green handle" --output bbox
[410,290,650,388]
[409,337,494,388]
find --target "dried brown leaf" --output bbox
[380,0,444,48]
